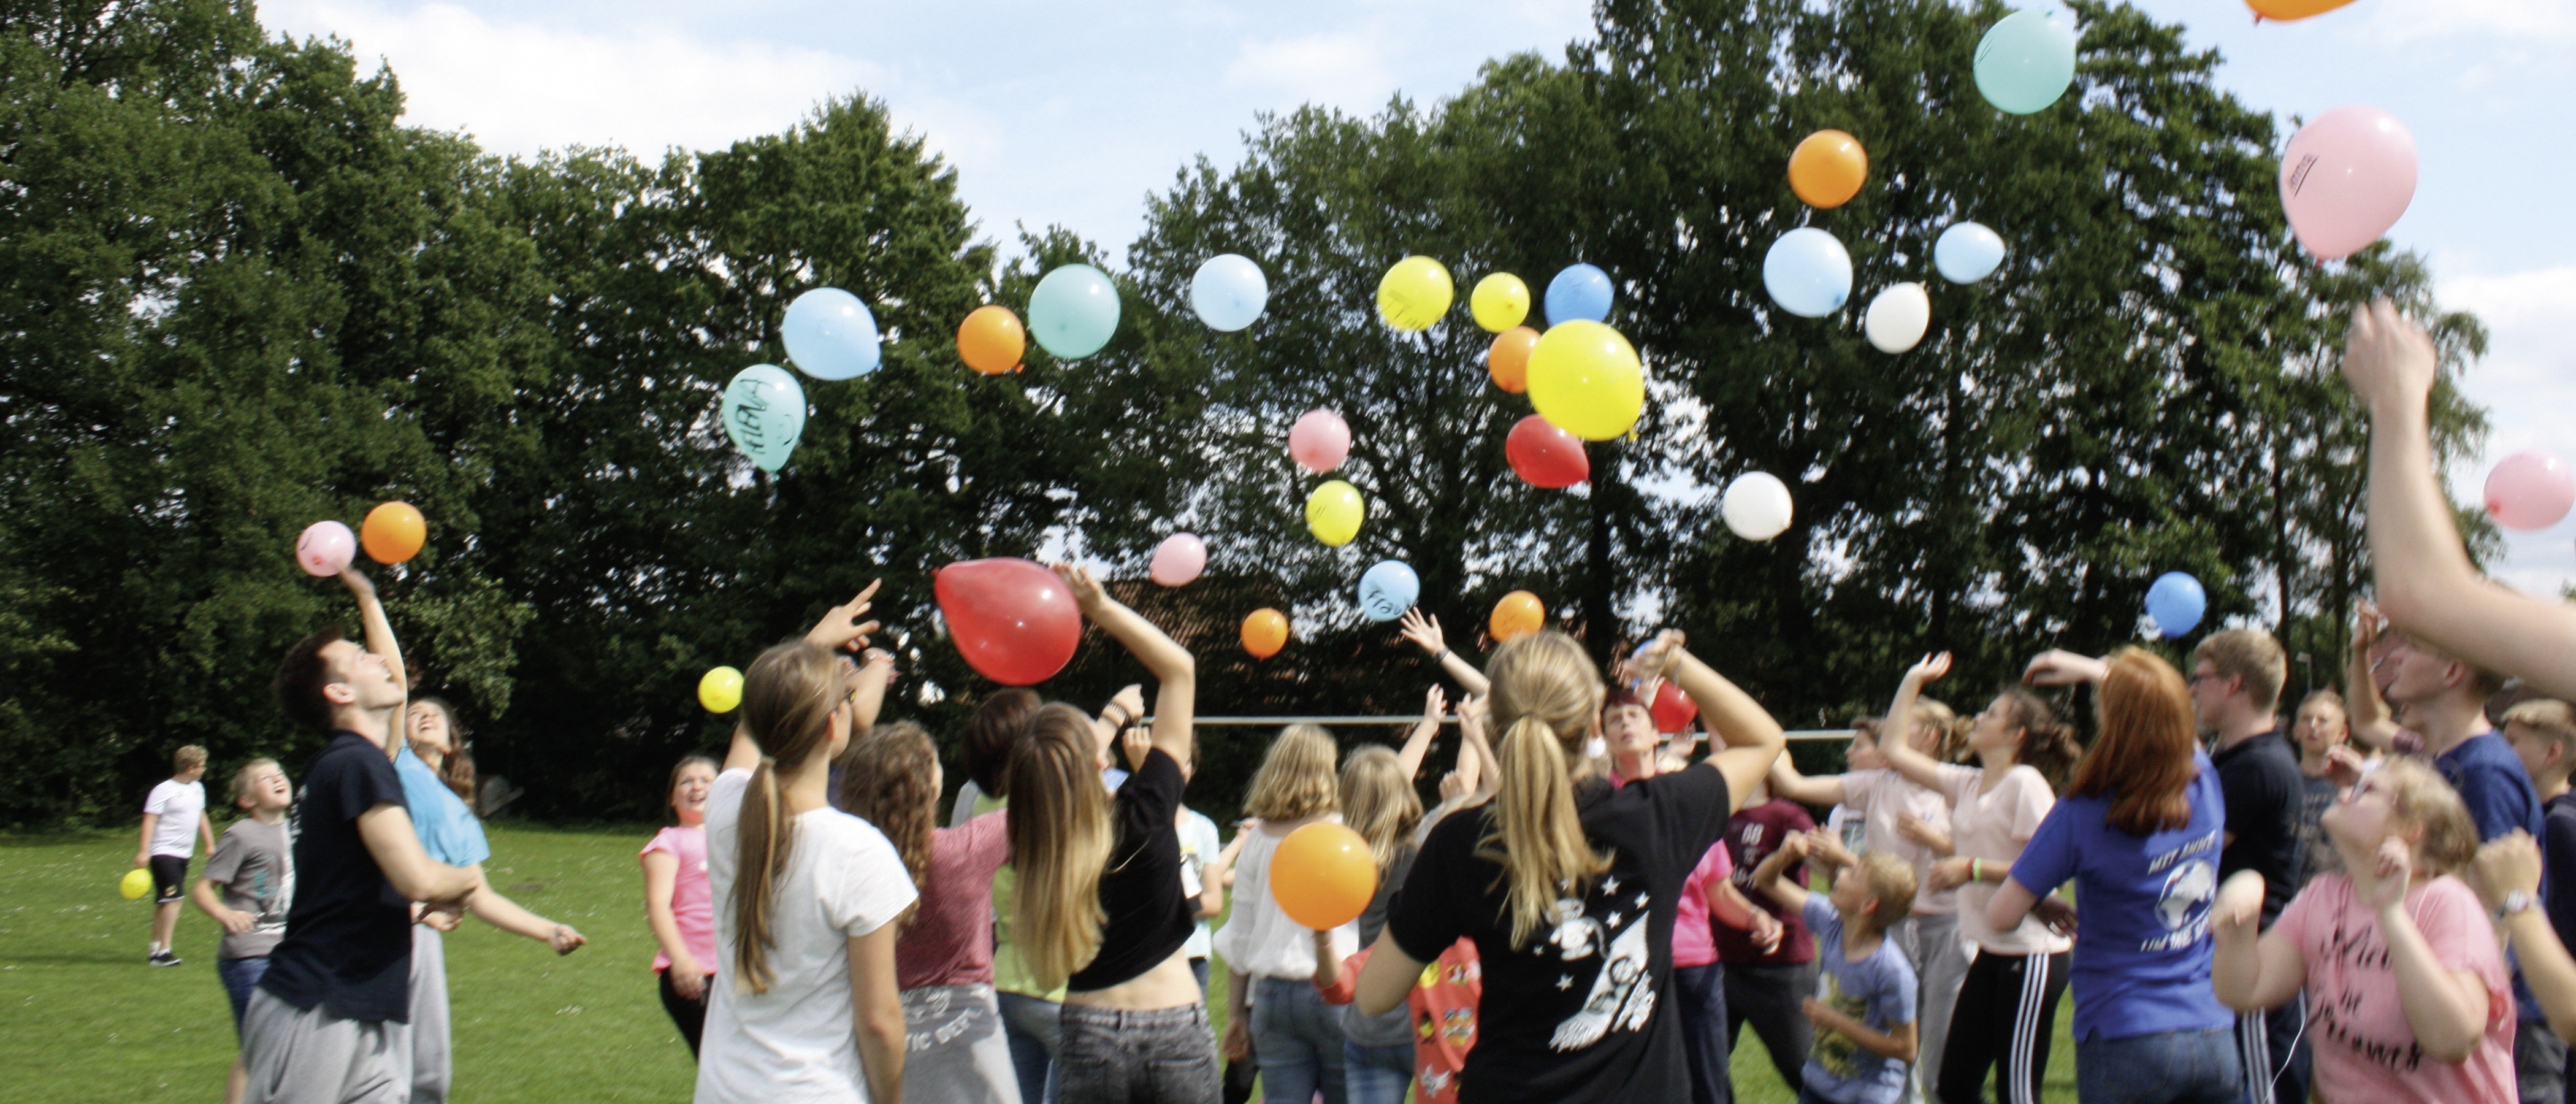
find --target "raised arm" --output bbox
[2023,648,2107,688]
[2471,832,2576,1043]
[1633,631,1785,812]
[1396,684,1447,782]
[1767,756,1847,808]
[2210,871,2304,1011]
[340,568,407,694]
[1749,833,1815,916]
[1399,608,1491,696]
[2345,600,2401,752]
[1875,653,1954,794]
[1056,565,1195,764]
[850,649,895,734]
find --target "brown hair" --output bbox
[838,721,938,928]
[174,745,208,773]
[1481,631,1612,948]
[667,754,719,823]
[2371,757,2480,877]
[1912,698,1971,764]
[1243,725,1340,821]
[730,641,850,995]
[408,697,476,803]
[1856,852,1918,931]
[1340,745,1424,872]
[2193,629,2288,712]
[961,688,1042,795]
[272,626,346,734]
[2069,648,2201,835]
[229,759,281,807]
[1992,689,2079,794]
[1005,703,1114,989]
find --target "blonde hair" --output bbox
[1911,698,1971,764]
[2369,757,2479,877]
[174,745,208,773]
[2505,700,2576,766]
[1242,724,1339,821]
[1005,703,1114,990]
[1341,746,1424,872]
[1855,853,1917,931]
[229,759,280,807]
[730,642,847,995]
[2193,629,2288,712]
[1480,631,1611,948]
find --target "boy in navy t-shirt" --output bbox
[1753,830,1919,1104]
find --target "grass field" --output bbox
[3,824,2082,1102]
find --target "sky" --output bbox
[255,0,2575,597]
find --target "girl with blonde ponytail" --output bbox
[696,586,916,1104]
[1352,629,1785,1104]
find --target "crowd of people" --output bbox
[124,299,2576,1104]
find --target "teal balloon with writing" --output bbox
[722,364,806,473]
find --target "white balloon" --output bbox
[1863,283,1930,353]
[1721,472,1794,542]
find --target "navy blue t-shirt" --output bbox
[2437,729,2547,1022]
[2546,793,2576,964]
[260,732,415,1022]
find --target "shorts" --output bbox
[150,854,190,904]
[218,956,272,1035]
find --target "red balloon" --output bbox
[1650,680,1698,734]
[1506,414,1589,489]
[934,558,1082,686]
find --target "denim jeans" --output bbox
[1251,976,1348,1104]
[1343,1040,1411,1104]
[216,955,270,1035]
[999,990,1062,1104]
[2075,1027,2242,1104]
[1060,1001,1221,1104]
[1675,962,1732,1104]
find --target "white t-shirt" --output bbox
[1176,808,1221,960]
[1933,764,2071,956]
[1210,819,1358,979]
[1840,769,1958,916]
[144,780,206,859]
[696,769,918,1104]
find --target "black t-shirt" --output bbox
[2544,793,2576,954]
[260,732,415,1022]
[1388,764,1732,1104]
[1069,747,1197,992]
[2211,729,2303,926]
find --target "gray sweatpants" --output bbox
[904,984,1023,1104]
[1894,912,1971,1104]
[241,989,412,1104]
[408,924,452,1103]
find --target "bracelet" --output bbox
[1971,859,1983,883]
[1103,704,1129,728]
[1437,648,1453,662]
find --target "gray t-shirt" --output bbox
[1800,895,1917,1104]
[202,818,294,960]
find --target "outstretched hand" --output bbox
[1052,563,1109,615]
[1399,608,1447,656]
[2023,649,2107,687]
[805,581,882,653]
[2341,298,2439,418]
[1905,652,1952,687]
[1422,684,1448,723]
[1621,629,1687,688]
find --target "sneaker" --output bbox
[148,951,182,967]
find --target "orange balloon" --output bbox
[360,501,425,564]
[1489,591,1545,642]
[1488,326,1538,394]
[957,305,1026,376]
[1241,608,1289,660]
[2245,0,2356,18]
[1271,822,1378,929]
[1787,130,1868,209]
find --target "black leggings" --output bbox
[1936,949,2068,1104]
[659,968,712,1057]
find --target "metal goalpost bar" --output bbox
[1142,715,1854,741]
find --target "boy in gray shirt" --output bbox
[194,758,296,1104]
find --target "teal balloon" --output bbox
[1761,228,1852,318]
[781,288,881,380]
[1974,9,2078,115]
[722,364,806,472]
[1190,255,1268,332]
[1028,264,1121,359]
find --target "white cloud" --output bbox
[1223,31,1397,113]
[2440,264,2576,596]
[2364,0,2576,42]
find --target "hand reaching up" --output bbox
[2023,649,2107,686]
[805,581,882,652]
[1399,608,1447,656]
[2341,298,2439,418]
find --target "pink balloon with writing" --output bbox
[2279,105,2417,261]
[1289,409,1351,473]
[2485,451,2575,531]
[1150,533,1207,587]
[296,521,356,578]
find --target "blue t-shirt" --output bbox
[2437,729,2545,1021]
[1799,895,1916,1104]
[2008,750,2231,1042]
[395,748,490,868]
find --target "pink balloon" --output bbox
[2279,105,2417,261]
[1150,533,1207,587]
[2485,451,2575,531]
[1289,409,1351,473]
[296,520,356,578]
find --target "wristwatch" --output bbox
[2502,891,2537,918]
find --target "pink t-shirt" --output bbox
[641,825,716,973]
[2275,873,2515,1104]
[1607,764,1735,968]
[896,811,1011,991]
[1839,769,1956,916]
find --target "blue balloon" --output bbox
[1545,263,1614,326]
[1190,255,1269,332]
[781,288,881,381]
[1761,228,1852,318]
[1933,222,2008,283]
[1357,560,1420,623]
[1028,264,1122,359]
[2146,572,2207,639]
[1974,8,2079,115]
[722,364,806,473]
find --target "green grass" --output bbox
[4,826,2083,1102]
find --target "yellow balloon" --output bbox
[1526,321,1645,441]
[120,867,153,900]
[1305,480,1365,546]
[1376,256,1453,331]
[698,665,745,713]
[1469,273,1530,332]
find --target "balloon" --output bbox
[2146,572,2207,638]
[1027,264,1121,359]
[1358,561,1420,623]
[1271,822,1378,929]
[934,558,1082,686]
[2279,105,2418,261]
[121,867,152,901]
[1377,256,1453,331]
[781,288,882,380]
[1545,264,1615,326]
[1762,228,1853,318]
[1490,590,1545,642]
[2247,0,2358,20]
[1289,409,1352,474]
[1506,415,1590,489]
[1650,680,1699,735]
[2485,452,2575,531]
[1305,481,1365,546]
[1487,326,1539,394]
[1974,8,2079,115]
[1863,284,1931,354]
[698,666,744,713]
[1527,321,1645,441]
[722,364,807,473]
[1470,273,1531,332]
[296,520,356,578]
[1242,608,1290,660]
[1787,131,1868,209]
[1933,222,2008,283]
[957,305,1026,375]
[1722,472,1794,541]
[1150,533,1208,587]
[1191,254,1269,332]
[359,502,426,565]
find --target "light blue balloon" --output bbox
[2146,572,2207,639]
[1028,264,1122,359]
[1545,263,1614,326]
[1357,560,1420,623]
[1974,9,2079,115]
[722,364,806,473]
[1761,228,1852,318]
[781,288,881,381]
[1190,255,1269,332]
[1933,222,2008,283]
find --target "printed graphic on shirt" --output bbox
[1543,873,1658,1051]
[2146,830,2221,951]
[2309,905,2433,1073]
[900,986,994,1054]
[1811,970,1870,1078]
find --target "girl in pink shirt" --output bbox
[641,754,720,1056]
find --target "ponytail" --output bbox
[1993,688,2079,794]
[732,756,789,992]
[728,642,847,995]
[1478,631,1611,948]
